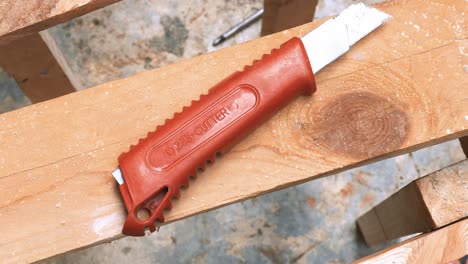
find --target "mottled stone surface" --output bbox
[0,0,465,263]
[46,0,263,89]
[0,68,30,113]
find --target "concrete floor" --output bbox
[0,0,466,263]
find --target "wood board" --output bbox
[261,0,318,36]
[357,160,467,245]
[460,136,468,156]
[354,218,468,264]
[0,0,466,262]
[0,32,78,103]
[0,0,120,43]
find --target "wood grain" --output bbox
[261,0,318,36]
[0,32,77,103]
[0,0,120,43]
[354,218,468,264]
[357,160,467,245]
[0,0,466,262]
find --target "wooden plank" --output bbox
[460,136,468,157]
[261,0,318,36]
[0,0,466,262]
[40,31,84,90]
[0,32,77,103]
[354,218,468,264]
[357,160,468,245]
[0,0,120,43]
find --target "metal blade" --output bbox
[112,167,124,185]
[301,3,391,74]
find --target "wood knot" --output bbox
[301,91,410,159]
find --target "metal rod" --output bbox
[212,8,264,46]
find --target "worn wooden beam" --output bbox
[357,160,467,245]
[261,0,318,36]
[460,136,468,157]
[0,0,466,262]
[354,218,468,264]
[0,0,120,43]
[0,31,79,103]
[40,31,84,91]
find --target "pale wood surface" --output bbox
[0,0,466,262]
[417,160,467,227]
[261,0,318,36]
[0,32,77,103]
[354,218,468,264]
[357,160,468,245]
[0,0,120,43]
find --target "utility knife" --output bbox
[112,3,391,236]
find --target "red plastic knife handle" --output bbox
[117,37,316,236]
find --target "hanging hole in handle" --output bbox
[145,186,169,210]
[135,186,169,222]
[136,208,151,221]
